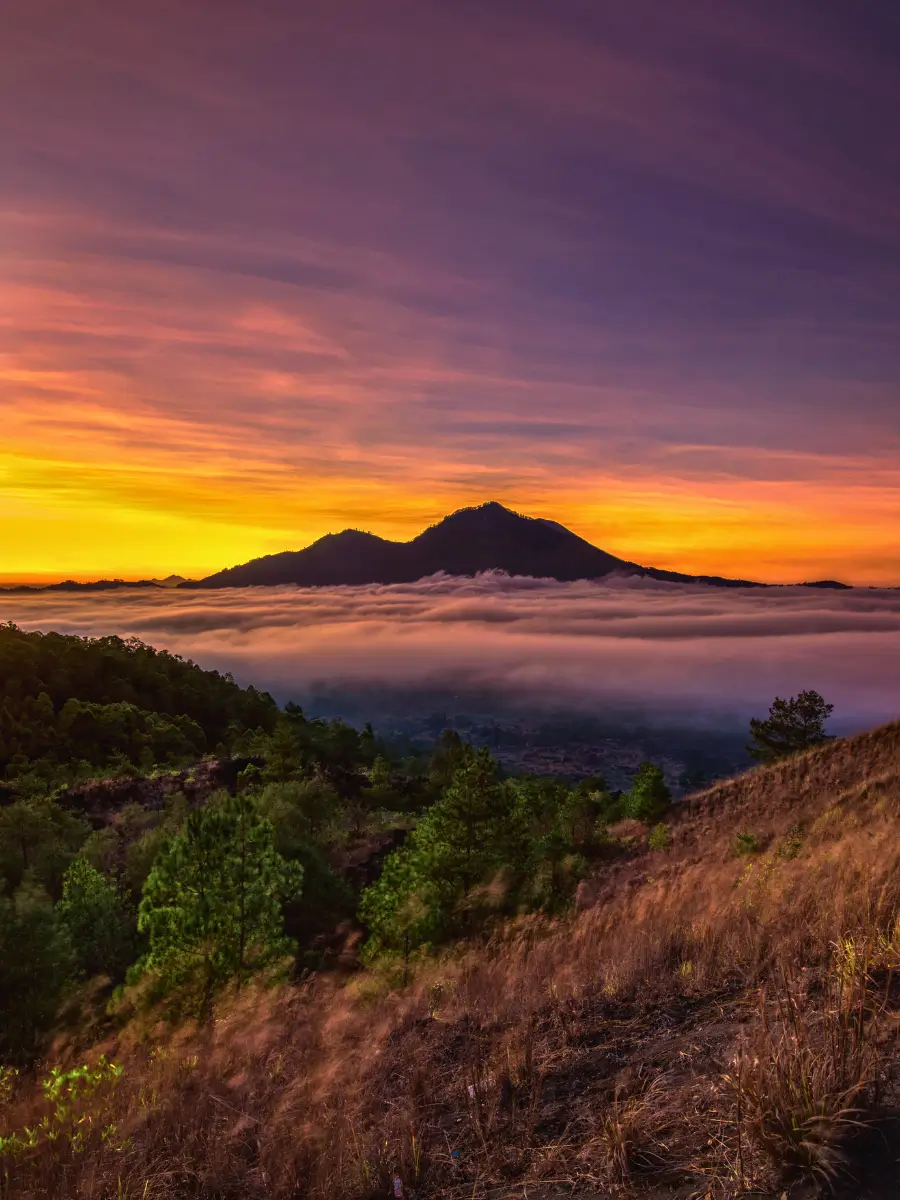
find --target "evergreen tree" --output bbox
[57,858,133,979]
[0,798,88,896]
[257,778,342,853]
[623,762,671,823]
[360,747,510,954]
[428,729,466,790]
[262,718,305,782]
[0,884,75,1059]
[748,690,834,763]
[136,793,302,1010]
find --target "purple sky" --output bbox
[1,1,899,581]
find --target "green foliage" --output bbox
[134,792,303,1010]
[428,729,467,791]
[0,884,75,1059]
[0,1065,18,1106]
[255,779,351,938]
[0,797,88,896]
[648,822,670,851]
[365,754,399,809]
[360,746,512,955]
[56,859,133,979]
[735,831,761,855]
[78,826,119,876]
[360,752,612,957]
[121,794,189,901]
[57,699,205,770]
[0,623,278,785]
[623,762,672,823]
[0,1057,123,1158]
[748,690,834,764]
[261,718,305,783]
[257,778,343,854]
[506,777,610,909]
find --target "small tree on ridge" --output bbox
[748,690,834,763]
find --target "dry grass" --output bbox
[2,722,900,1198]
[726,961,886,1188]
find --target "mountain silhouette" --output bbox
[183,501,764,589]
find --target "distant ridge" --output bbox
[0,575,187,595]
[0,579,164,595]
[182,501,773,590]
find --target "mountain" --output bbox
[184,501,766,589]
[0,579,164,595]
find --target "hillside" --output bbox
[3,722,899,1198]
[184,501,767,589]
[0,624,278,790]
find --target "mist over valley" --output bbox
[4,571,898,787]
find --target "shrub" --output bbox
[623,763,671,824]
[735,832,761,855]
[648,823,670,852]
[56,858,133,979]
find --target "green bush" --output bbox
[0,798,88,896]
[623,762,672,823]
[648,823,670,851]
[56,858,133,979]
[735,831,761,856]
[0,884,75,1059]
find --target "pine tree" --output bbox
[0,798,88,896]
[623,762,671,823]
[262,719,304,783]
[425,747,508,896]
[136,792,303,1011]
[0,884,75,1059]
[360,747,511,954]
[748,691,834,763]
[57,858,133,979]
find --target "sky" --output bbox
[2,0,899,584]
[3,577,899,731]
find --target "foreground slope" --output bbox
[5,723,900,1198]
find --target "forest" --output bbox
[0,623,678,1058]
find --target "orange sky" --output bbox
[2,2,899,586]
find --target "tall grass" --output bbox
[727,954,889,1188]
[2,725,900,1197]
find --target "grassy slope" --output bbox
[4,724,900,1198]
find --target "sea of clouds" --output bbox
[3,573,899,732]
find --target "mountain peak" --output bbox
[430,500,523,527]
[182,502,776,590]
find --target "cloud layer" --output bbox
[3,575,899,732]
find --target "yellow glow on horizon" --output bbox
[2,436,898,586]
[2,242,898,589]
